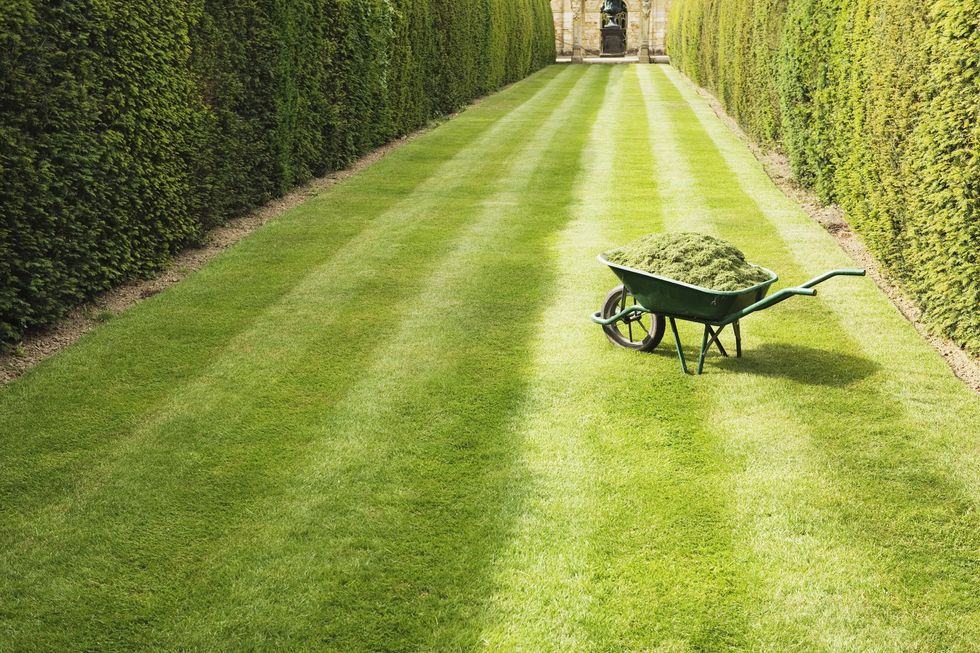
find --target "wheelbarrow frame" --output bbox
[591,255,866,374]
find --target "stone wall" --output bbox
[552,0,574,54]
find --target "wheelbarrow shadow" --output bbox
[712,343,880,387]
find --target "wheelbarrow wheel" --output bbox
[600,285,665,352]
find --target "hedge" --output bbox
[668,0,979,356]
[0,0,555,346]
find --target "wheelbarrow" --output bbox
[590,254,866,374]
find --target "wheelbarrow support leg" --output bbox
[697,325,710,375]
[697,324,732,374]
[734,320,742,358]
[668,317,688,374]
[705,325,729,357]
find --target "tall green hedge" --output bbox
[668,0,979,355]
[0,0,554,346]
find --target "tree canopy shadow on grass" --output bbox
[713,343,880,386]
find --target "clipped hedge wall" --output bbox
[668,0,979,355]
[0,0,554,346]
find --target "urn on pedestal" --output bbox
[599,0,628,56]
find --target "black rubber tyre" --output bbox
[600,285,666,352]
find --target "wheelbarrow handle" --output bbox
[799,268,866,289]
[719,268,865,325]
[590,305,649,326]
[719,287,815,325]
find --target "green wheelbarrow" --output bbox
[590,254,866,374]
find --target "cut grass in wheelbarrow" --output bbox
[591,254,866,374]
[603,232,773,291]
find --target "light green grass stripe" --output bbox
[162,66,607,650]
[647,64,918,650]
[635,65,717,237]
[478,66,754,652]
[635,62,733,346]
[578,68,752,652]
[658,65,980,650]
[475,67,627,653]
[660,65,980,499]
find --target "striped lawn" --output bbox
[1,65,978,652]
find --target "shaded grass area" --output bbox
[1,65,979,652]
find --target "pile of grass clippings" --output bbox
[604,232,773,291]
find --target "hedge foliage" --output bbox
[668,0,979,355]
[0,0,554,346]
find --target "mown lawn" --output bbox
[1,65,978,652]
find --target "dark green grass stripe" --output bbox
[654,66,980,649]
[0,67,586,651]
[0,64,575,502]
[159,67,611,652]
[0,64,568,463]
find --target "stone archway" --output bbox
[556,0,670,62]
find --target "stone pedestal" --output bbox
[638,0,651,63]
[571,1,584,62]
[600,25,626,56]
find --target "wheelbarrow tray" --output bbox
[598,253,778,324]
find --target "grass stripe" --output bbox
[476,66,627,652]
[636,66,718,237]
[656,65,980,650]
[156,66,607,650]
[0,66,581,650]
[478,66,755,652]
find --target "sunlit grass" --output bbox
[1,65,978,652]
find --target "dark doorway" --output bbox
[600,0,627,56]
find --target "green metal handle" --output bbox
[720,287,815,325]
[799,268,866,288]
[590,305,649,326]
[719,268,865,325]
